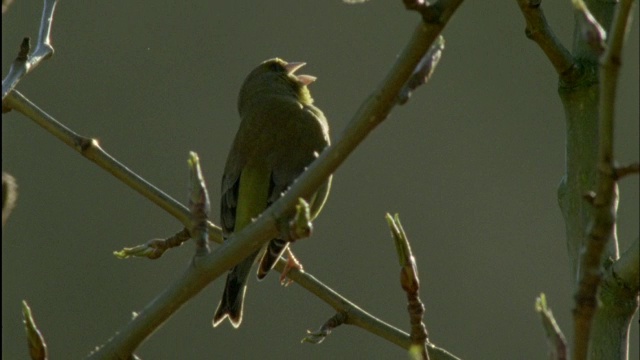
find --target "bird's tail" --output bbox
[212,253,257,328]
[257,239,289,280]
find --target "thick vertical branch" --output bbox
[572,1,637,359]
[557,0,618,287]
[519,1,636,359]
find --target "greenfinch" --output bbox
[213,58,331,328]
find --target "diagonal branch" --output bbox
[3,89,225,243]
[516,0,577,80]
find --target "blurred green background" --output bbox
[2,1,638,359]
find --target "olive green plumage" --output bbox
[213,58,331,328]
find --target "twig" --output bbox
[516,0,577,80]
[387,213,430,360]
[572,1,636,359]
[2,90,225,244]
[2,0,58,100]
[187,152,211,256]
[22,301,48,360]
[302,312,347,344]
[291,269,459,360]
[293,269,412,347]
[535,294,568,360]
[613,162,639,179]
[114,229,191,260]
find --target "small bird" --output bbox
[213,58,332,328]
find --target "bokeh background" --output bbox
[2,1,638,359]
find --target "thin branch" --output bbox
[1,0,58,100]
[187,152,211,256]
[613,162,639,179]
[387,213,430,360]
[516,0,577,80]
[572,1,635,359]
[297,268,461,360]
[114,229,191,260]
[112,154,212,259]
[294,270,412,348]
[2,90,225,244]
[302,313,347,344]
[535,294,568,360]
[22,301,48,360]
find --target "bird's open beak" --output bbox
[285,61,317,86]
[284,62,306,74]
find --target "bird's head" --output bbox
[238,58,316,113]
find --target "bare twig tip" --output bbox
[22,300,48,360]
[535,294,567,360]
